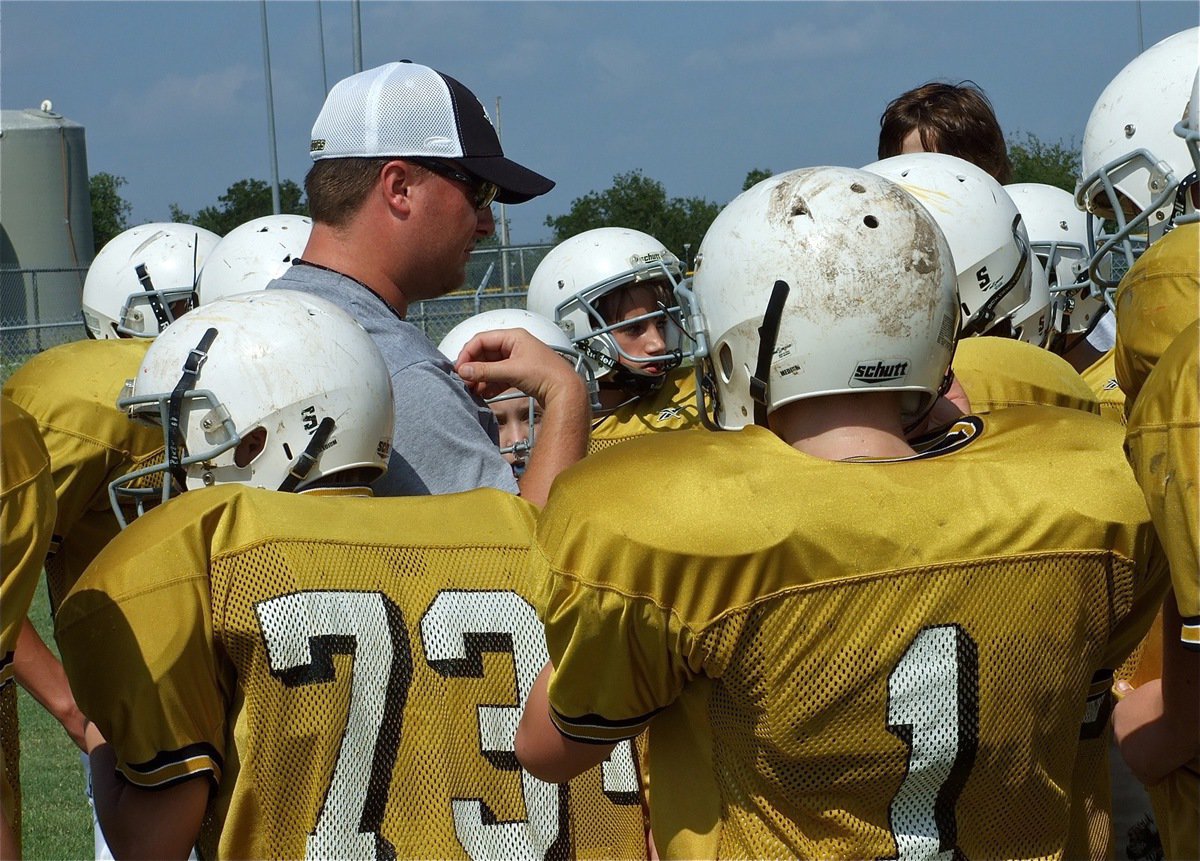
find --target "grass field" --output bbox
[17,583,92,860]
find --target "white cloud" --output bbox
[106,65,259,139]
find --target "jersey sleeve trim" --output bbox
[121,742,223,789]
[0,653,12,687]
[1182,616,1200,651]
[548,704,662,744]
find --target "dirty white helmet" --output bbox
[1004,182,1106,339]
[685,166,958,430]
[196,214,312,304]
[82,223,220,339]
[526,227,692,386]
[863,153,1033,341]
[1075,27,1199,296]
[438,308,596,463]
[109,290,393,525]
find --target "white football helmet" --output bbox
[196,214,313,304]
[1004,182,1106,339]
[526,227,692,388]
[109,290,393,525]
[862,153,1033,341]
[684,166,958,430]
[1174,69,1200,226]
[1075,27,1199,297]
[438,308,596,468]
[1010,256,1052,348]
[82,223,220,339]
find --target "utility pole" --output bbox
[1136,0,1144,54]
[352,0,363,73]
[260,0,281,214]
[316,0,329,95]
[495,96,511,290]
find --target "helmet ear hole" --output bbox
[718,343,735,383]
[234,426,268,468]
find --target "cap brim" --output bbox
[458,156,555,205]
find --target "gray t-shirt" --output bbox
[268,263,518,497]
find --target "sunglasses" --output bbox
[410,158,499,210]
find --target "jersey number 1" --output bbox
[884,624,979,861]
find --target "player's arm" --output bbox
[84,721,207,860]
[456,328,590,507]
[516,661,621,783]
[1114,591,1200,785]
[11,618,87,750]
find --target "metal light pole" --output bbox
[352,0,363,73]
[260,0,281,214]
[495,96,511,290]
[316,0,329,95]
[1136,0,1144,54]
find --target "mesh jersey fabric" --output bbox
[947,335,1112,851]
[588,366,702,456]
[1081,350,1127,427]
[533,409,1166,860]
[952,335,1099,415]
[2,339,164,613]
[56,484,647,860]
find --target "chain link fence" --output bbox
[0,243,553,383]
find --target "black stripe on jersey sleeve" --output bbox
[1182,615,1200,651]
[126,742,224,781]
[550,705,663,744]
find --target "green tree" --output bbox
[544,170,721,262]
[743,168,773,191]
[171,178,308,236]
[1007,133,1080,192]
[89,172,132,252]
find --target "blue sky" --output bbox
[4,1,1197,245]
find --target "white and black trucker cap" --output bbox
[309,61,554,205]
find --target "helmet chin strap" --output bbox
[749,280,790,429]
[135,264,174,331]
[278,416,336,493]
[167,327,219,490]
[959,214,1030,339]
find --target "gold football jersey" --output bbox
[1,396,55,682]
[533,410,1165,860]
[1080,350,1127,426]
[57,485,647,860]
[1125,320,1199,651]
[588,366,701,456]
[952,336,1099,415]
[3,339,163,612]
[1114,223,1200,407]
[0,395,56,847]
[1121,307,1200,861]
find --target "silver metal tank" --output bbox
[1,102,94,361]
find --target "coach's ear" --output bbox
[234,427,267,467]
